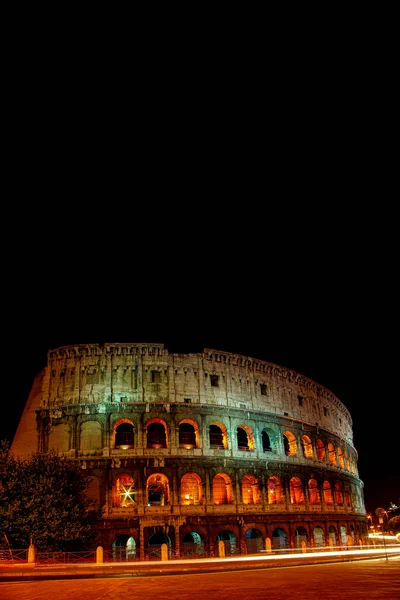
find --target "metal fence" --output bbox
[1,540,399,565]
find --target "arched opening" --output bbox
[213,473,234,504]
[308,478,321,504]
[180,472,203,505]
[112,474,138,507]
[272,527,288,550]
[209,424,226,449]
[313,526,325,547]
[344,484,351,506]
[179,422,196,449]
[268,475,284,504]
[327,442,336,466]
[182,531,206,557]
[112,534,137,561]
[216,530,237,555]
[146,421,167,449]
[301,435,313,459]
[147,473,170,506]
[237,427,249,451]
[283,431,297,456]
[245,528,264,554]
[290,477,304,504]
[340,525,347,545]
[323,480,334,505]
[328,525,337,545]
[334,481,344,505]
[147,530,172,560]
[241,474,261,505]
[115,422,134,449]
[316,438,325,460]
[262,430,272,452]
[294,526,308,548]
[337,447,345,468]
[349,524,355,543]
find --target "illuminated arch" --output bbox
[316,438,325,460]
[283,430,297,456]
[334,481,344,505]
[145,418,168,449]
[236,424,255,451]
[146,472,170,505]
[290,477,304,504]
[268,475,284,504]
[180,472,203,505]
[308,478,321,504]
[241,474,261,505]
[344,484,351,506]
[112,418,136,449]
[327,442,337,466]
[112,474,138,507]
[301,435,313,459]
[178,418,200,449]
[337,447,345,469]
[323,480,334,505]
[209,421,229,449]
[213,473,234,504]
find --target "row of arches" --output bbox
[112,471,353,508]
[109,418,357,472]
[111,522,359,560]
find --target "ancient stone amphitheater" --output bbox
[11,343,366,558]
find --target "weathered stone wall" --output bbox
[38,343,353,442]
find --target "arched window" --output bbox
[290,477,304,504]
[180,472,203,505]
[337,447,345,469]
[213,473,234,504]
[327,442,336,466]
[268,476,284,504]
[308,479,321,504]
[147,473,170,506]
[115,423,134,449]
[344,484,351,506]
[334,481,344,505]
[301,435,314,459]
[323,480,334,505]
[179,422,196,449]
[237,427,249,451]
[146,420,167,449]
[283,431,297,456]
[316,438,325,460]
[241,474,261,505]
[209,423,228,449]
[112,474,138,507]
[262,430,272,452]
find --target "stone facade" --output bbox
[11,343,366,558]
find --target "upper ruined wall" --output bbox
[41,343,353,444]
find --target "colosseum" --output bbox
[11,342,366,558]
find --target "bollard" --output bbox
[301,541,306,553]
[96,546,103,563]
[161,543,169,561]
[28,541,35,564]
[265,537,272,554]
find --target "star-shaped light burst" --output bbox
[120,483,138,507]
